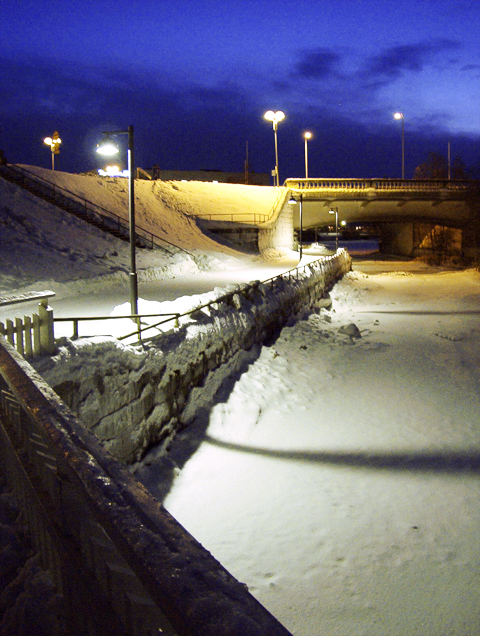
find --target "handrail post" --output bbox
[38,299,56,355]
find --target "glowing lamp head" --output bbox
[304,131,312,140]
[96,137,119,156]
[44,135,61,147]
[264,110,285,125]
[393,112,404,120]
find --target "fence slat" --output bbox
[6,318,15,346]
[33,313,41,357]
[24,315,33,358]
[15,317,24,356]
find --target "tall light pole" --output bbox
[288,194,303,260]
[96,125,138,319]
[264,110,285,186]
[304,131,312,179]
[393,112,405,179]
[328,207,339,252]
[44,131,62,170]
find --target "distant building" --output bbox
[142,167,270,186]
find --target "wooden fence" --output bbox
[0,291,56,358]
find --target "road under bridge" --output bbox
[282,178,480,258]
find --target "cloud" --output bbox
[292,47,343,80]
[460,63,480,72]
[363,39,461,81]
[0,53,260,172]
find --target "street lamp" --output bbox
[288,194,303,259]
[303,132,312,179]
[96,125,138,320]
[328,207,339,252]
[44,131,62,170]
[264,110,285,186]
[393,112,405,179]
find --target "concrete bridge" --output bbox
[283,178,480,258]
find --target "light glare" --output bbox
[264,110,285,124]
[96,140,119,156]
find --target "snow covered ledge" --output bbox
[32,251,351,464]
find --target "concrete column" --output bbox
[379,223,414,256]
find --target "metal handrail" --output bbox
[196,212,270,223]
[118,253,342,341]
[1,163,192,255]
[52,253,343,343]
[263,186,290,224]
[54,312,180,340]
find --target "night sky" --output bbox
[1,0,479,180]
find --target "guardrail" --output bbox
[0,163,192,255]
[285,177,480,191]
[196,212,270,223]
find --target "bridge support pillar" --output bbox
[379,223,414,256]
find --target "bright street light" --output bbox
[96,125,138,321]
[393,112,405,179]
[44,131,62,170]
[328,207,339,252]
[303,132,312,179]
[264,110,285,186]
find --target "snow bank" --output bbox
[32,252,351,463]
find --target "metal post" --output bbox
[127,125,138,320]
[299,195,303,259]
[304,137,309,179]
[273,123,279,187]
[401,117,405,179]
[448,141,451,180]
[335,209,338,252]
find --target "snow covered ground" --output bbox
[1,168,480,635]
[137,265,480,636]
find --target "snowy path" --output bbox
[140,265,480,636]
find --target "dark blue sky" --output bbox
[1,0,479,179]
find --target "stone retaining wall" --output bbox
[32,252,351,464]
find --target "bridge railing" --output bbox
[285,178,479,191]
[0,337,293,636]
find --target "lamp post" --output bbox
[288,194,303,259]
[393,112,405,179]
[96,125,138,320]
[264,110,285,186]
[328,207,339,252]
[44,131,62,170]
[303,131,312,179]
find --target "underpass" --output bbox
[284,178,480,258]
